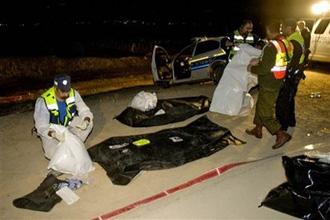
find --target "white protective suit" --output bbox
[34,89,93,159]
[210,44,261,116]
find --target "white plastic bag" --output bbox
[210,44,261,116]
[48,125,94,177]
[238,93,255,116]
[130,91,157,112]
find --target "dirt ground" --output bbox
[0,64,329,220]
[0,56,151,98]
[294,66,330,137]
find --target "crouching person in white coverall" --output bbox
[34,74,93,160]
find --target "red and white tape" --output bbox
[92,160,253,220]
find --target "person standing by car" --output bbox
[225,19,259,60]
[276,19,305,132]
[297,20,311,65]
[246,20,292,150]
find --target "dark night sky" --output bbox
[0,0,318,22]
[0,0,320,56]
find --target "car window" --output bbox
[194,40,220,56]
[177,43,195,58]
[314,19,330,34]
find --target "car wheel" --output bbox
[210,62,226,84]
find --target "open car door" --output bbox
[172,43,195,80]
[151,46,173,84]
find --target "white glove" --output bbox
[76,118,90,130]
[48,129,65,142]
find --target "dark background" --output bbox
[0,0,318,56]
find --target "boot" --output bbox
[272,129,291,149]
[245,124,263,139]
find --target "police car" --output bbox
[151,37,228,87]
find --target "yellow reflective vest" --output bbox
[230,30,255,57]
[41,87,76,126]
[269,37,293,79]
[287,31,305,64]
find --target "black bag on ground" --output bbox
[13,174,65,212]
[88,116,245,185]
[261,155,330,220]
[115,96,210,127]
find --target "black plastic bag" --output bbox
[13,174,65,212]
[261,155,330,220]
[115,96,210,127]
[88,116,244,185]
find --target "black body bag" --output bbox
[115,96,210,127]
[261,155,330,220]
[88,116,244,185]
